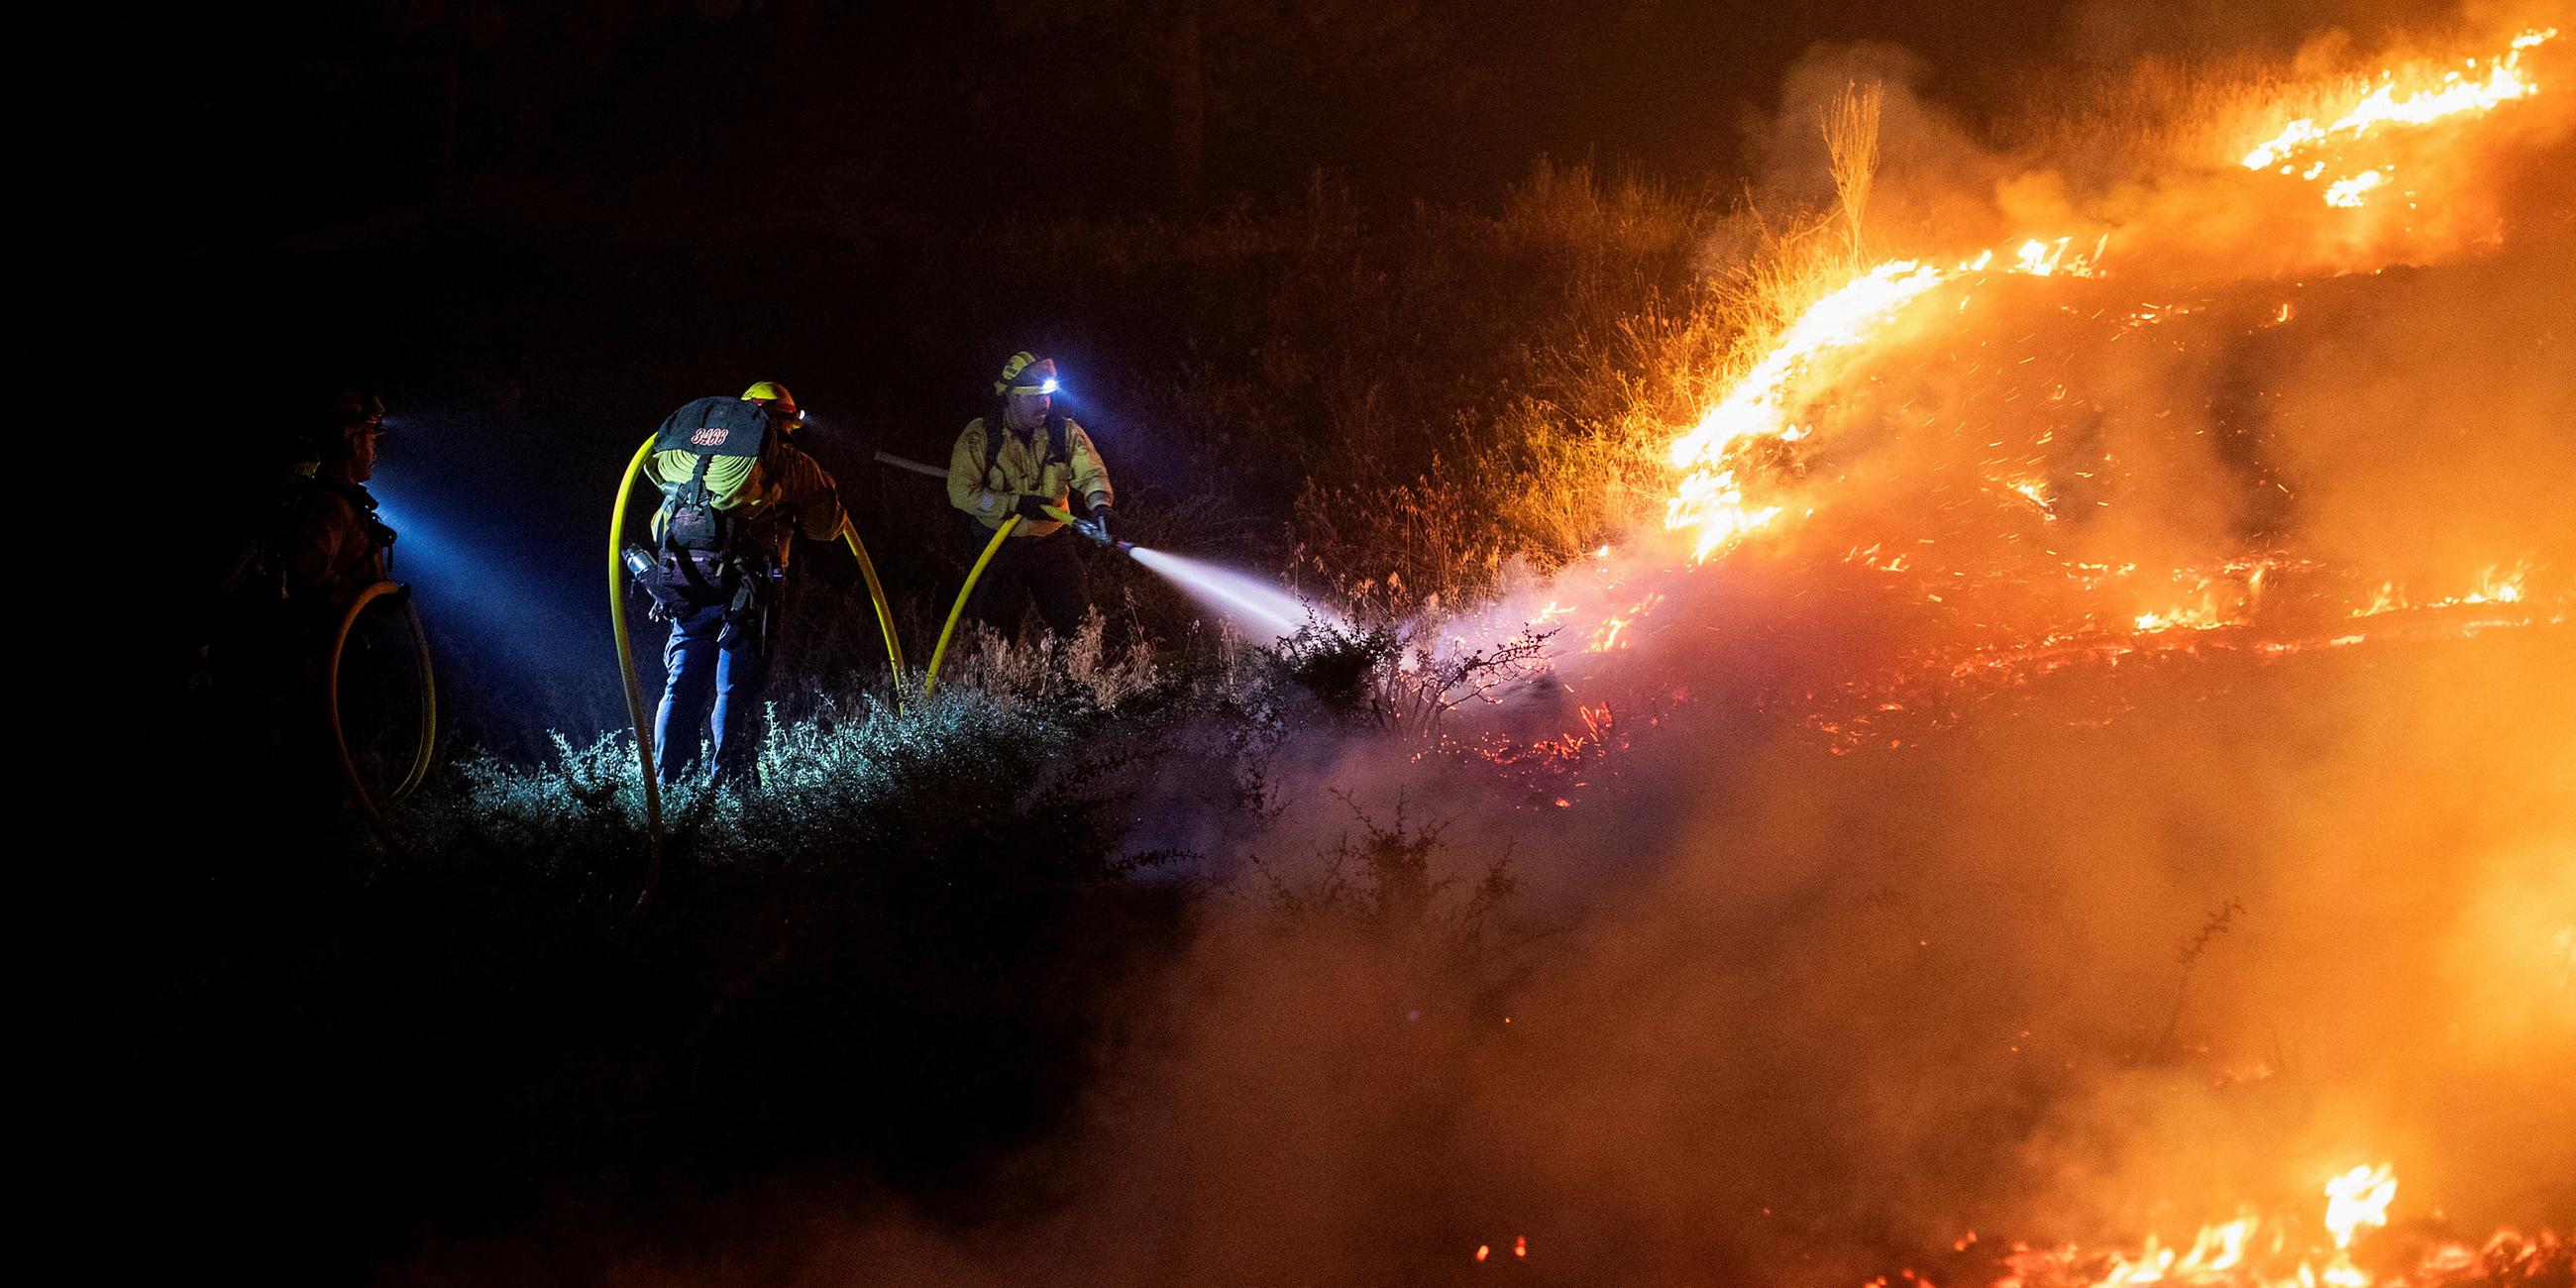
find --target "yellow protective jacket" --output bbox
[948,415,1114,537]
[644,438,845,567]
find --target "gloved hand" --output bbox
[1014,494,1056,522]
[1087,504,1114,541]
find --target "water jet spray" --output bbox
[1045,502,1338,642]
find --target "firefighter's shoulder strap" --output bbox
[681,450,715,505]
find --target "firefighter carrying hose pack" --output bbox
[635,382,844,784]
[946,352,1115,640]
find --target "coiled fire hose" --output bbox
[325,579,437,850]
[610,435,912,906]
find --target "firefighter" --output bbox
[945,352,1116,640]
[644,381,845,784]
[192,389,403,822]
[280,390,398,614]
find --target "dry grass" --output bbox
[1825,80,1884,263]
[934,612,1169,714]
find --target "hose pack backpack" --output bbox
[647,396,775,608]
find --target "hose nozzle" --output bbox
[1072,517,1138,556]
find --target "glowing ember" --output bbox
[1998,476,2059,519]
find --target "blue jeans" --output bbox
[653,597,770,784]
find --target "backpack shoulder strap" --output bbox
[973,419,1010,491]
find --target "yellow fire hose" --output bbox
[609,435,667,905]
[611,435,915,904]
[923,514,1024,695]
[839,517,907,702]
[325,579,437,850]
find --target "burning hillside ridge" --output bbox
[1099,11,2576,1284]
[1440,15,2573,787]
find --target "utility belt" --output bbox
[643,545,781,622]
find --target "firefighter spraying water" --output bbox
[918,351,1339,691]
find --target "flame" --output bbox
[2350,563,2531,616]
[2469,563,2527,604]
[2321,170,2389,208]
[1527,28,2568,772]
[2242,29,2560,205]
[1664,236,2103,562]
[1966,1164,2574,1288]
[2322,1164,2397,1250]
[1664,260,1947,560]
[1588,592,1665,651]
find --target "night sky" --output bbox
[149,1,2472,247]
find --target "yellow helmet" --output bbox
[740,381,802,424]
[993,352,1059,396]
